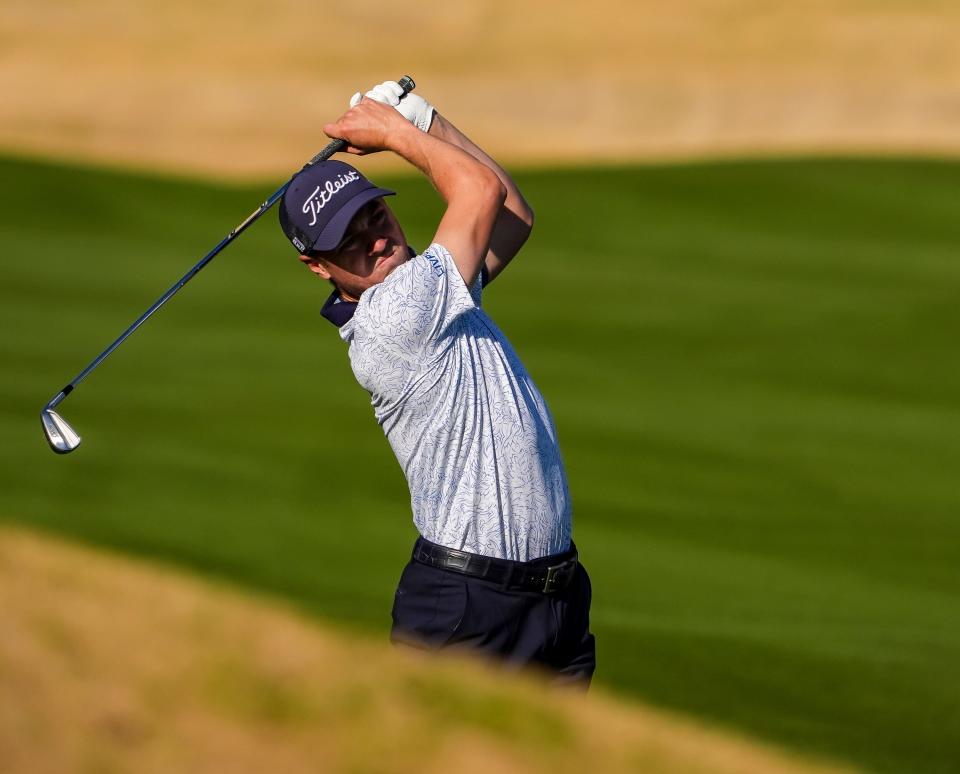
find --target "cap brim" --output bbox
[310,187,396,252]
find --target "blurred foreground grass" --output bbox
[0,527,857,774]
[1,155,958,773]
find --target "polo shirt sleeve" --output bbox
[361,243,481,352]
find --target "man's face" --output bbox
[301,198,409,301]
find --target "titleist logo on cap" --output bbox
[303,171,361,226]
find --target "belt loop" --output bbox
[500,561,517,591]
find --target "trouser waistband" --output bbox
[412,537,579,594]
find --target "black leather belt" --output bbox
[412,537,579,594]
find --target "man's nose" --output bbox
[370,236,389,255]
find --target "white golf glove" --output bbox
[350,80,435,133]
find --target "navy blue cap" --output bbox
[279,160,394,254]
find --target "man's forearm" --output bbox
[428,114,533,283]
[385,116,506,286]
[322,97,507,286]
[428,114,531,219]
[388,120,501,211]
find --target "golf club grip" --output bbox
[305,75,416,166]
[307,138,348,165]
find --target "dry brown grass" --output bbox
[0,0,958,178]
[0,525,860,774]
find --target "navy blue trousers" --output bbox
[390,538,596,687]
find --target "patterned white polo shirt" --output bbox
[338,243,572,562]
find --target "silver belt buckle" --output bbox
[542,561,572,593]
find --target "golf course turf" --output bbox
[2,526,859,774]
[2,154,958,773]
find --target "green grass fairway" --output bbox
[2,155,958,773]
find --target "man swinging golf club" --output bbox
[278,80,596,686]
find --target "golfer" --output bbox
[279,81,595,686]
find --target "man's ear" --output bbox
[300,254,331,280]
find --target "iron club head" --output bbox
[41,409,81,454]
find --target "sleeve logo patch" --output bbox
[426,252,445,277]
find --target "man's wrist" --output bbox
[427,111,450,139]
[385,119,426,159]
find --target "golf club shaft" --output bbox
[43,76,415,414]
[44,178,298,410]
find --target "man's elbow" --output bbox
[507,199,534,247]
[518,201,534,233]
[479,170,508,211]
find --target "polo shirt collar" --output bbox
[320,289,357,328]
[319,246,421,328]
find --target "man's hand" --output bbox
[328,85,507,288]
[323,99,415,156]
[345,80,533,285]
[351,80,435,133]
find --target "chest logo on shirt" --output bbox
[302,171,361,226]
[426,252,445,277]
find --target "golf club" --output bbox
[41,75,416,454]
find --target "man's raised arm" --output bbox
[324,99,506,288]
[350,81,534,286]
[427,115,534,285]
